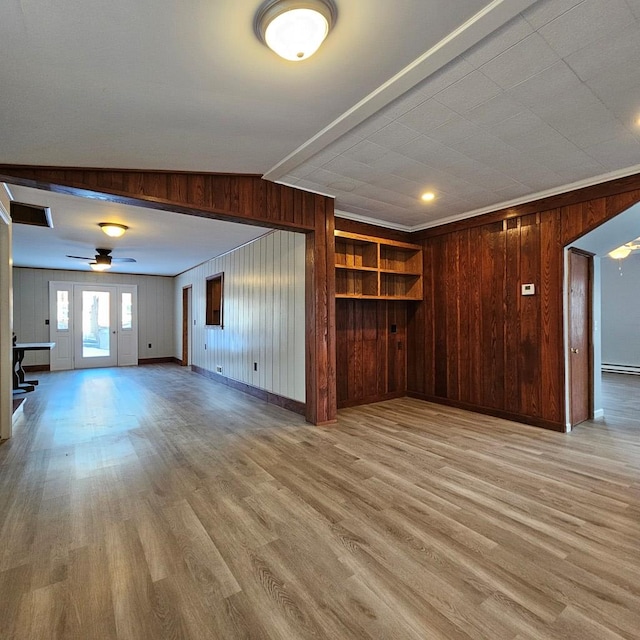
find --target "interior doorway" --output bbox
[49,281,138,370]
[182,285,192,366]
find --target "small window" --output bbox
[206,273,223,327]
[57,290,69,330]
[121,292,132,330]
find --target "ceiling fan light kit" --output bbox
[608,237,640,260]
[67,248,136,271]
[90,261,111,272]
[254,0,337,61]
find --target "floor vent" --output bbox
[10,201,53,227]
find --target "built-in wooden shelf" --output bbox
[334,231,423,300]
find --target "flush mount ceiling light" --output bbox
[254,0,337,61]
[99,222,128,238]
[421,192,436,202]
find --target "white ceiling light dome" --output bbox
[254,0,337,61]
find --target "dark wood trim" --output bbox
[12,398,25,415]
[138,357,181,365]
[407,392,566,432]
[414,172,640,240]
[23,364,50,373]
[0,166,317,232]
[191,364,306,416]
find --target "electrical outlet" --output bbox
[216,365,223,373]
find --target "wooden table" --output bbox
[13,342,56,393]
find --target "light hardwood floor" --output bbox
[1,366,639,639]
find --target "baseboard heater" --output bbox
[602,364,640,376]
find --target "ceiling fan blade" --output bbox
[111,257,137,263]
[66,255,92,260]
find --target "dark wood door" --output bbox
[181,286,190,366]
[568,250,591,426]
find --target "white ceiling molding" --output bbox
[335,163,640,234]
[409,163,640,231]
[334,209,413,232]
[263,0,540,182]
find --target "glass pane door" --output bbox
[74,285,118,368]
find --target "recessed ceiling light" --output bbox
[254,0,337,61]
[99,222,128,238]
[421,192,435,202]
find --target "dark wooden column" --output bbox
[0,165,338,425]
[306,197,337,425]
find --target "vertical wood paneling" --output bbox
[504,218,520,413]
[335,299,409,408]
[433,236,448,398]
[13,268,174,366]
[410,182,640,430]
[519,214,541,416]
[175,231,305,403]
[481,222,506,409]
[539,210,563,423]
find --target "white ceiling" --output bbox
[8,185,269,276]
[3,0,640,272]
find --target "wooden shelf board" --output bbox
[336,230,421,251]
[335,264,379,272]
[336,294,423,301]
[379,269,422,275]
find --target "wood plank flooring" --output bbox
[1,366,639,639]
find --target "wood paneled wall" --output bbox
[13,268,175,366]
[336,299,408,408]
[0,166,317,231]
[175,231,306,403]
[409,175,640,431]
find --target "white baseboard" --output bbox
[602,364,640,375]
[593,409,604,420]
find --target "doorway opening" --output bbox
[565,201,640,430]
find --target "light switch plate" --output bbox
[522,283,535,295]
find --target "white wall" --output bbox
[175,230,305,402]
[13,268,175,366]
[601,253,640,368]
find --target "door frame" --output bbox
[182,285,192,366]
[564,247,594,430]
[0,188,12,440]
[49,281,138,370]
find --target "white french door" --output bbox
[49,282,138,370]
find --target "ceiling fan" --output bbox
[66,248,136,271]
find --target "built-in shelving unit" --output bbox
[335,231,423,300]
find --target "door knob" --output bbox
[571,347,579,354]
